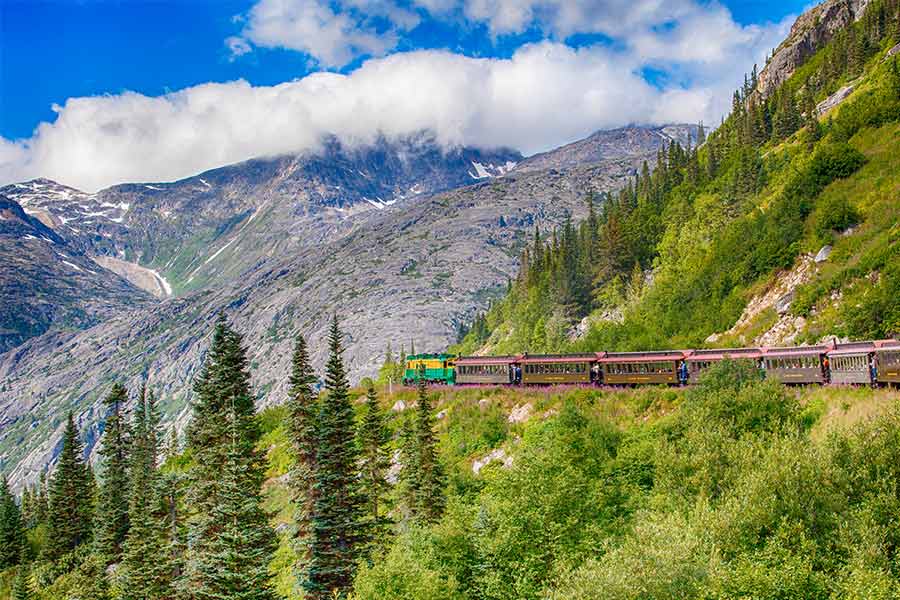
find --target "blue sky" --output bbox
[0,0,809,191]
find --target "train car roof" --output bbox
[455,355,519,365]
[519,353,602,364]
[685,347,762,361]
[875,339,900,351]
[763,344,832,358]
[407,353,456,360]
[597,351,685,363]
[828,341,876,357]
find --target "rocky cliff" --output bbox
[755,0,870,99]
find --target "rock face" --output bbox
[516,125,698,173]
[0,196,152,354]
[0,125,691,488]
[816,84,856,115]
[755,0,870,100]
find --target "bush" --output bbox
[352,527,465,600]
[548,512,712,600]
[814,195,860,242]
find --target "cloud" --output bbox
[0,2,793,193]
[231,0,408,67]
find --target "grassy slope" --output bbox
[250,381,897,599]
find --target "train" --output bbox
[402,340,900,387]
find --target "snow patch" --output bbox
[147,268,172,296]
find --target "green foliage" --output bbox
[0,476,25,569]
[305,316,365,599]
[181,316,276,600]
[357,387,392,554]
[352,527,464,600]
[43,413,93,562]
[119,389,175,600]
[814,195,861,242]
[405,368,446,524]
[287,334,318,580]
[93,383,131,565]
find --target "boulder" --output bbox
[472,448,514,475]
[508,402,533,424]
[814,245,833,263]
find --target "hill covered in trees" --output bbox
[454,0,900,355]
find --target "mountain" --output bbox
[0,124,694,487]
[0,195,152,354]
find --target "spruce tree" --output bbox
[411,366,445,523]
[180,316,276,600]
[120,388,174,600]
[0,475,24,568]
[288,334,319,579]
[43,413,93,561]
[12,557,32,600]
[357,386,392,553]
[94,383,131,564]
[304,315,364,599]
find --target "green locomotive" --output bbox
[403,353,457,385]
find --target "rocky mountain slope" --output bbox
[0,124,691,487]
[0,196,152,354]
[754,0,870,99]
[0,135,521,300]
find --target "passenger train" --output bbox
[402,340,900,387]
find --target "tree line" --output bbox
[3,315,446,599]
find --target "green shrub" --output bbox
[814,195,860,242]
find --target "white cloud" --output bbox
[232,0,405,67]
[0,1,794,193]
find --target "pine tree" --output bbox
[397,411,419,518]
[94,383,131,564]
[411,366,445,523]
[357,386,392,554]
[180,317,276,600]
[288,334,319,578]
[43,413,93,561]
[0,475,24,568]
[120,388,174,600]
[304,315,364,599]
[12,556,32,600]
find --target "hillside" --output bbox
[11,360,900,599]
[458,0,900,357]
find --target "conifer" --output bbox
[120,388,174,600]
[357,386,392,553]
[304,315,364,599]
[0,475,24,568]
[12,558,32,600]
[180,316,276,600]
[288,334,319,575]
[43,413,93,561]
[411,367,445,523]
[94,383,131,564]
